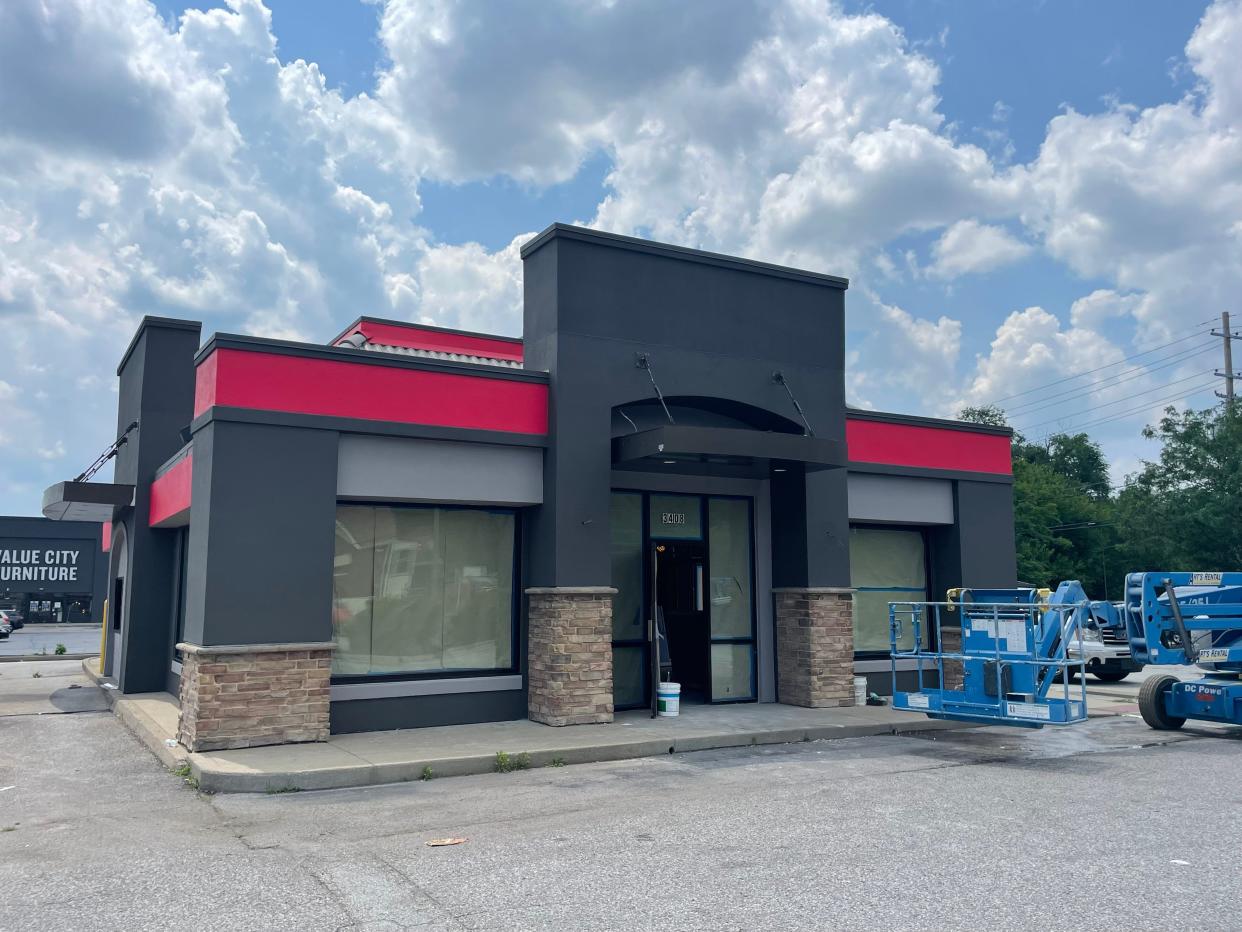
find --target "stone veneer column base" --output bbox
[176,641,335,752]
[774,588,855,708]
[937,627,965,691]
[526,587,616,726]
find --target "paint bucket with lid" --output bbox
[657,681,681,717]
[854,676,868,706]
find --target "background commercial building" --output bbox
[43,224,1016,751]
[0,516,108,625]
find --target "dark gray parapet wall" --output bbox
[520,223,851,591]
[110,317,202,692]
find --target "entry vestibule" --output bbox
[610,491,758,711]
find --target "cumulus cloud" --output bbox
[415,234,528,337]
[2,0,1242,509]
[1068,289,1147,329]
[1015,0,1242,344]
[928,220,1032,279]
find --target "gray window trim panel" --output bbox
[853,659,936,673]
[331,674,523,702]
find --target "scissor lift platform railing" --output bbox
[889,594,1090,729]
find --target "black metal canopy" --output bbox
[41,481,134,522]
[611,425,846,479]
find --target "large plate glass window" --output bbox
[332,504,516,677]
[849,527,927,653]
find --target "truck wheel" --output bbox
[1092,668,1129,683]
[1138,675,1186,730]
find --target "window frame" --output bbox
[848,522,933,660]
[330,501,522,685]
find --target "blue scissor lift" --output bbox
[890,582,1091,728]
[1124,572,1242,730]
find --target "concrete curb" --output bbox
[81,651,977,792]
[192,717,973,794]
[78,657,1137,794]
[0,652,95,663]
[78,656,992,794]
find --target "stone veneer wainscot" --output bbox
[176,641,334,752]
[773,588,855,708]
[526,587,616,726]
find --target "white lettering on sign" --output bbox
[906,693,930,709]
[661,512,687,525]
[0,547,84,583]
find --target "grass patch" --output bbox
[493,750,531,773]
[54,643,67,655]
[549,757,567,768]
[265,785,301,795]
[420,765,434,781]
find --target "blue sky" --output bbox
[1,0,1239,513]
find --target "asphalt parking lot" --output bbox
[0,624,101,658]
[2,661,1240,931]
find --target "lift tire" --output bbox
[1138,675,1186,730]
[1092,669,1129,683]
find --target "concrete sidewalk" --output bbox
[83,658,1144,794]
[82,658,976,793]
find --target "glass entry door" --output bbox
[609,492,756,710]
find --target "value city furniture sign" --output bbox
[0,540,95,594]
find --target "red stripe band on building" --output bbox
[194,348,548,435]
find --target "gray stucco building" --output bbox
[43,224,1016,751]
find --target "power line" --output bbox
[983,329,1213,405]
[1013,369,1215,432]
[1003,340,1218,416]
[1046,381,1219,434]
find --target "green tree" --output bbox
[959,406,1116,595]
[1047,432,1111,501]
[956,404,1008,428]
[1114,405,1242,572]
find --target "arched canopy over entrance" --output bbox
[610,396,846,479]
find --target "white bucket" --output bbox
[854,676,868,706]
[657,681,681,717]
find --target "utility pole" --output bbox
[1213,311,1240,412]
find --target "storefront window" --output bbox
[332,504,516,677]
[849,527,927,654]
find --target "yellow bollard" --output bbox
[98,599,109,672]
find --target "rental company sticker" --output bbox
[1191,573,1224,586]
[1199,648,1230,662]
[906,693,930,709]
[1005,701,1051,721]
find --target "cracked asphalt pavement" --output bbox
[2,661,1241,930]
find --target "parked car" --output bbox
[0,617,11,639]
[0,609,25,630]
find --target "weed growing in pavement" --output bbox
[31,671,41,679]
[494,751,532,773]
[420,766,434,781]
[550,757,566,767]
[266,785,301,795]
[55,644,67,655]
[171,762,199,790]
